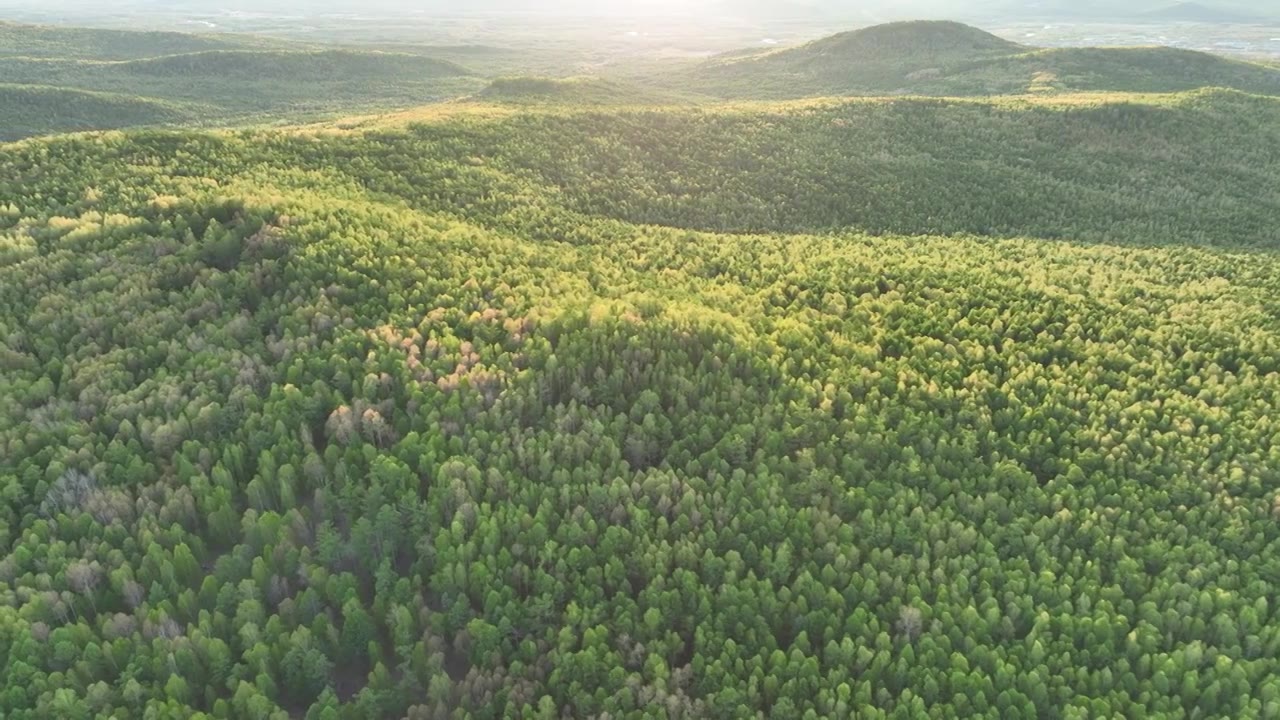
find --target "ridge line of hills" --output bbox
[2,18,1280,138]
[687,19,1280,99]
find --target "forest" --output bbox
[4,13,1280,720]
[5,19,1280,141]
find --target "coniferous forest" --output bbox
[3,14,1280,720]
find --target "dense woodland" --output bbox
[5,13,1280,720]
[3,78,1280,718]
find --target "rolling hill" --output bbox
[688,19,1280,98]
[0,25,487,138]
[473,76,694,106]
[0,83,196,140]
[4,83,1280,718]
[949,45,1280,95]
[4,19,1280,719]
[382,88,1280,247]
[119,49,471,82]
[0,19,273,59]
[694,20,1027,96]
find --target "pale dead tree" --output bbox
[160,616,182,639]
[67,560,101,615]
[40,469,96,517]
[85,487,134,525]
[143,615,183,641]
[897,606,924,643]
[30,622,50,642]
[122,579,146,611]
[360,408,395,447]
[325,406,359,446]
[106,613,138,640]
[52,593,72,623]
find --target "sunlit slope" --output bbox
[337,89,1280,247]
[951,46,1280,96]
[689,20,1280,98]
[3,119,1280,718]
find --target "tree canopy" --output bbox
[2,68,1280,720]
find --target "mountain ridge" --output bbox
[688,19,1280,98]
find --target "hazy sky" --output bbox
[2,0,1276,21]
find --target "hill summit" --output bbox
[689,19,1280,99]
[694,20,1030,97]
[795,20,1024,62]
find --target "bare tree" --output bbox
[896,605,923,643]
[40,469,96,517]
[326,406,358,446]
[66,561,101,615]
[122,579,145,611]
[106,613,138,640]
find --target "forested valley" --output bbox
[3,14,1280,720]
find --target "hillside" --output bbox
[781,19,1024,60]
[473,76,695,106]
[0,20,267,59]
[0,84,196,140]
[0,32,486,138]
[4,88,1280,717]
[422,89,1280,246]
[951,46,1280,95]
[120,49,471,82]
[689,20,1280,98]
[694,21,1027,97]
[7,13,1280,720]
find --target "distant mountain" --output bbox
[0,23,485,140]
[782,19,1024,59]
[686,20,1280,99]
[0,19,269,59]
[694,21,1025,96]
[950,45,1280,94]
[121,50,471,82]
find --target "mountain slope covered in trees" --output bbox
[3,84,1280,718]
[5,19,1280,140]
[472,77,693,106]
[0,83,199,140]
[0,19,271,59]
[0,23,484,137]
[428,89,1280,246]
[690,20,1280,98]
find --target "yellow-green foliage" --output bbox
[2,89,1280,718]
